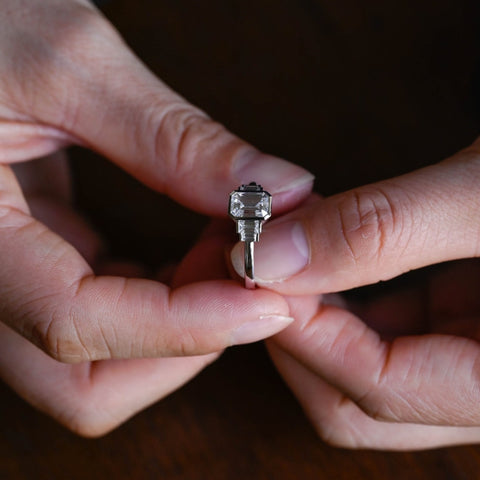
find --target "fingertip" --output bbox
[233,152,314,214]
[153,279,293,353]
[230,220,311,290]
[269,174,315,213]
[230,314,294,346]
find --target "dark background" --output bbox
[3,0,480,478]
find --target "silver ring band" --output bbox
[244,241,255,289]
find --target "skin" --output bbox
[6,0,479,451]
[230,142,480,450]
[0,0,314,435]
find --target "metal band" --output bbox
[244,241,255,289]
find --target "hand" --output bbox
[231,139,480,449]
[0,0,313,434]
[0,199,239,436]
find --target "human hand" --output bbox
[0,0,313,434]
[0,196,239,436]
[231,139,480,449]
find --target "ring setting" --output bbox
[229,182,272,289]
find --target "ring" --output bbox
[229,182,272,289]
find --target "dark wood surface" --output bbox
[3,1,480,478]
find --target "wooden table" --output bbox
[3,1,480,478]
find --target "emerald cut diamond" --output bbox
[229,182,272,242]
[229,191,271,220]
[229,183,271,221]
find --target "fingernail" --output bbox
[233,152,314,197]
[231,221,310,282]
[230,315,294,345]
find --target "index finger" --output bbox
[231,139,480,294]
[1,1,313,216]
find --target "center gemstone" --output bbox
[229,191,271,219]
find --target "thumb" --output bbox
[231,138,480,294]
[2,0,313,215]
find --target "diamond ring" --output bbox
[229,182,272,289]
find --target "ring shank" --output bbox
[244,241,255,289]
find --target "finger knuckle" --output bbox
[335,186,405,269]
[313,421,359,449]
[354,380,408,423]
[66,420,107,438]
[61,406,114,438]
[150,105,226,187]
[357,396,399,423]
[172,328,202,356]
[309,400,371,449]
[34,307,91,363]
[0,204,31,230]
